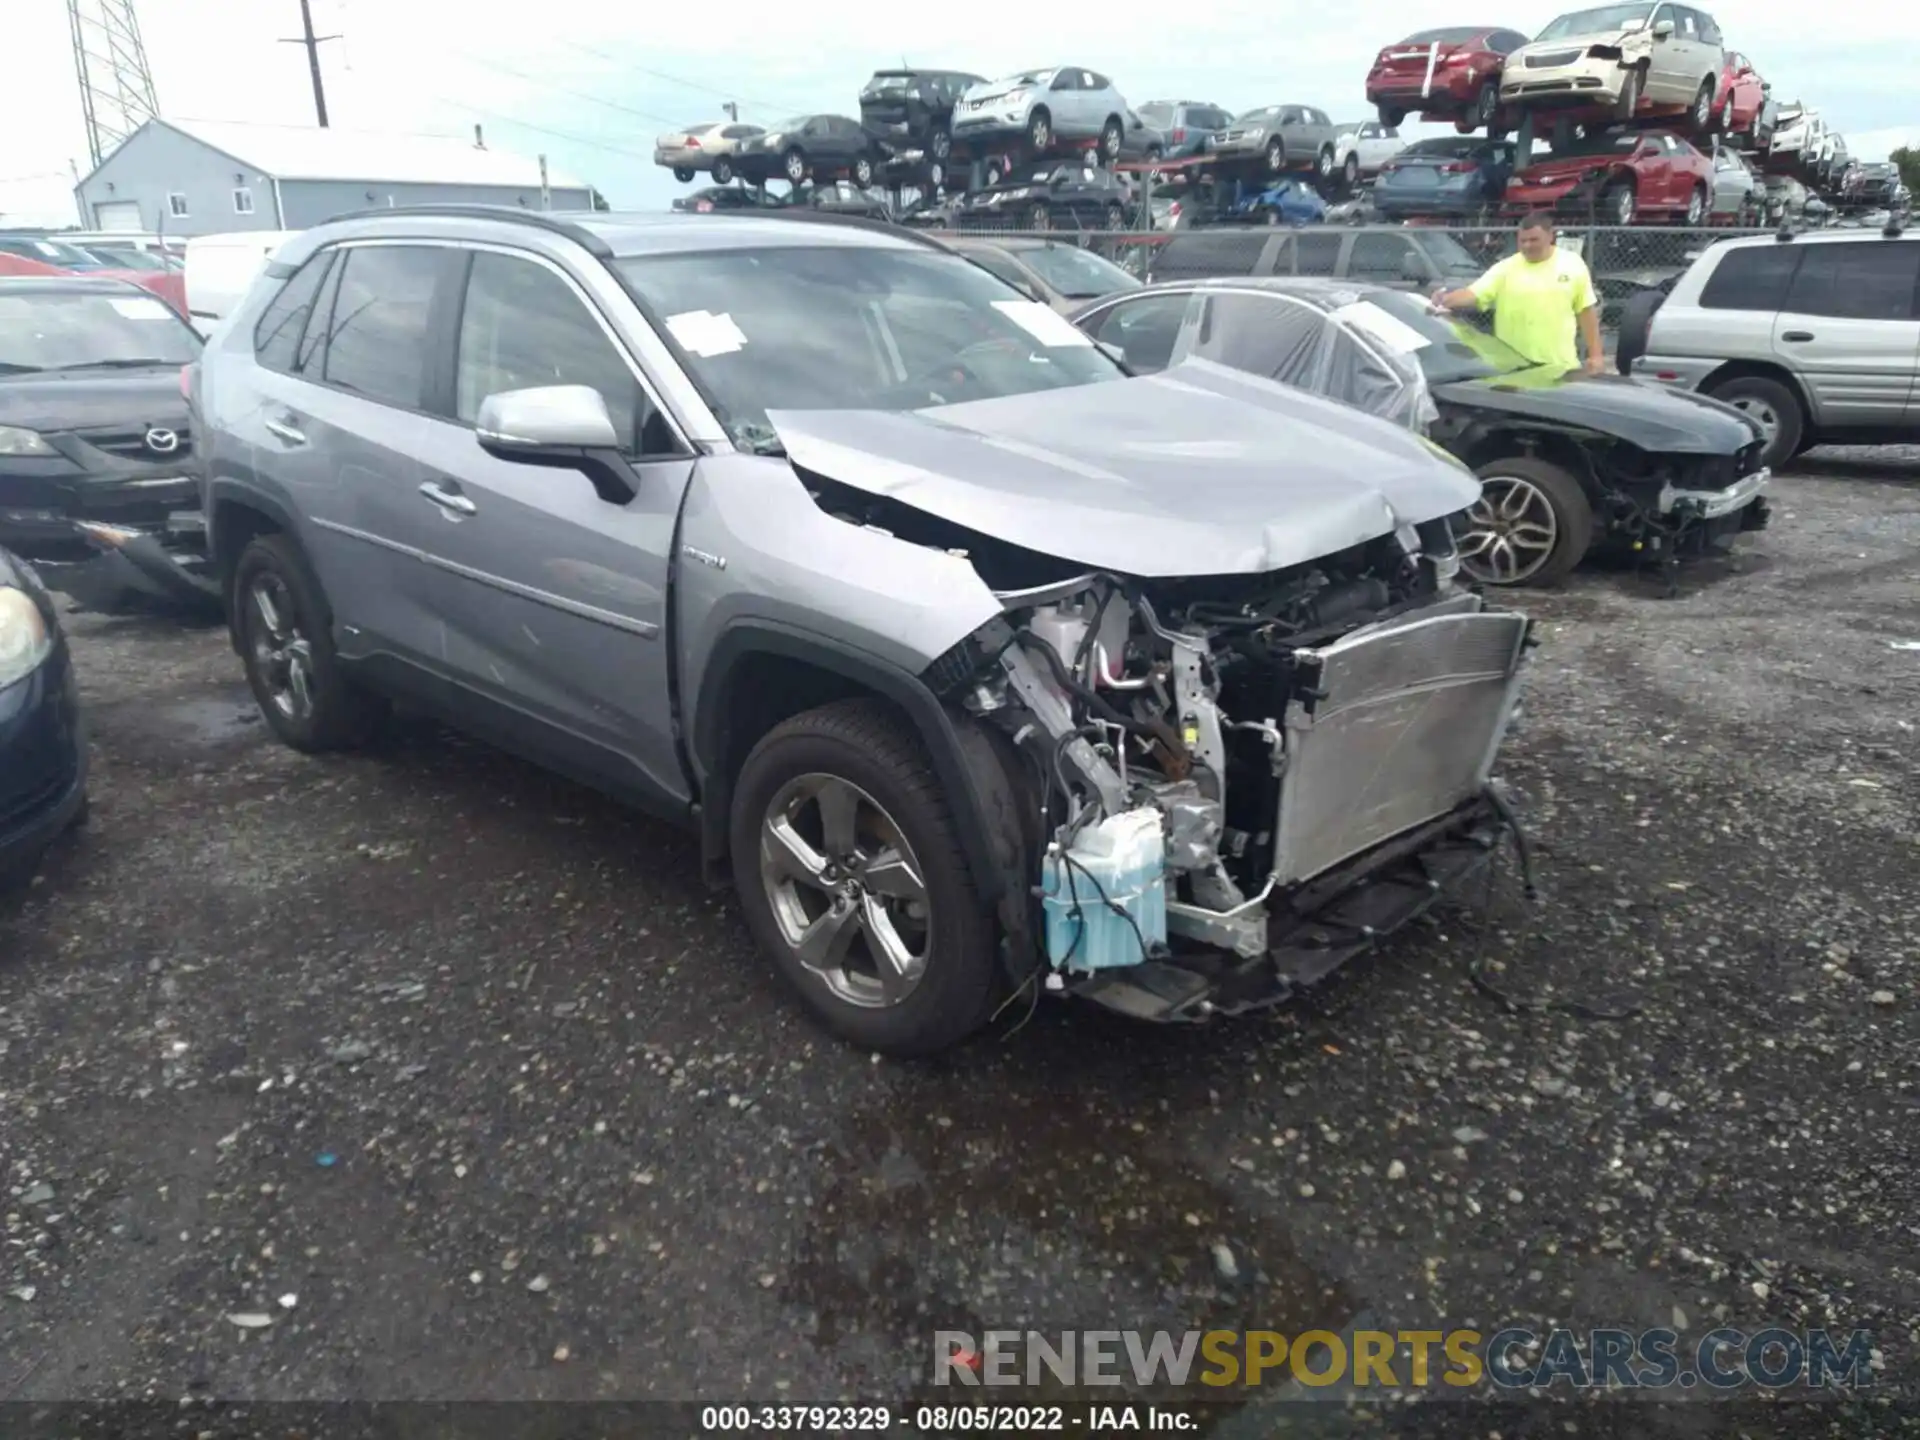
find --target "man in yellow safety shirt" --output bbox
[1430,210,1605,377]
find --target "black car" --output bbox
[734,115,895,187]
[1848,162,1902,207]
[0,276,216,611]
[1072,277,1770,587]
[0,544,86,890]
[858,69,984,165]
[952,163,1137,232]
[670,185,788,213]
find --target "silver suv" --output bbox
[190,205,1534,1055]
[1634,227,1920,468]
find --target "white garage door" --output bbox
[93,200,143,229]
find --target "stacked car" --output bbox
[644,23,1892,231]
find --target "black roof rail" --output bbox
[750,206,951,252]
[319,204,613,257]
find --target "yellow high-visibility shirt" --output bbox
[1468,248,1598,372]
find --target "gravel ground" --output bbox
[2,452,1917,1429]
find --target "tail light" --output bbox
[1169,200,1182,220]
[179,365,192,400]
[694,199,714,212]
[1380,162,1400,174]
[1172,128,1186,142]
[1442,161,1476,173]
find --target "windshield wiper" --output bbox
[50,358,183,371]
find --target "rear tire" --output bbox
[852,153,876,187]
[1683,183,1707,226]
[1027,108,1052,152]
[712,157,734,185]
[783,147,808,184]
[1707,374,1803,470]
[672,166,695,183]
[1461,456,1593,588]
[1099,117,1124,162]
[233,534,386,753]
[728,699,1001,1056]
[1342,153,1361,190]
[1602,179,1637,225]
[1690,78,1716,132]
[930,126,952,162]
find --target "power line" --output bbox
[438,47,687,129]
[546,34,813,118]
[410,95,657,163]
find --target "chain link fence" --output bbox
[918,219,1776,337]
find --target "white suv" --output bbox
[1633,227,1920,469]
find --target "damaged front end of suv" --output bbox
[746,367,1536,1029]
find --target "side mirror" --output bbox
[1651,18,1674,37]
[475,385,637,504]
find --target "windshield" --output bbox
[771,117,813,133]
[1351,291,1534,383]
[995,72,1046,90]
[1137,103,1175,126]
[1403,26,1487,43]
[1418,230,1485,276]
[0,237,99,268]
[1536,3,1654,39]
[1233,107,1284,126]
[0,289,202,372]
[1403,137,1478,158]
[1545,130,1643,159]
[81,245,167,270]
[616,245,1124,448]
[1008,243,1142,299]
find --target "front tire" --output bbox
[1027,108,1052,153]
[783,147,807,184]
[1614,65,1643,121]
[1690,79,1716,132]
[1707,374,1803,470]
[1265,137,1285,174]
[672,166,695,183]
[1099,117,1124,162]
[1460,457,1593,588]
[233,534,386,752]
[1602,178,1637,225]
[1683,183,1707,226]
[712,157,734,185]
[852,152,875,187]
[930,126,951,162]
[728,699,1001,1056]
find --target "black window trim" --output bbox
[291,239,462,419]
[443,240,693,458]
[252,246,336,373]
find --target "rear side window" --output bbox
[1782,241,1920,321]
[1188,292,1325,383]
[1350,232,1423,281]
[1153,232,1272,279]
[252,251,334,374]
[1294,232,1343,276]
[1698,245,1801,311]
[315,245,443,410]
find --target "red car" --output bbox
[1365,25,1532,132]
[1502,129,1714,226]
[1714,51,1771,145]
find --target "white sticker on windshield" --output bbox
[991,300,1093,348]
[664,309,748,357]
[1330,300,1430,355]
[108,296,174,320]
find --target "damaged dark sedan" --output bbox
[0,276,217,613]
[1074,277,1770,587]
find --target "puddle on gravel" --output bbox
[784,1090,1354,1420]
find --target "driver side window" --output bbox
[1088,294,1191,374]
[455,251,681,457]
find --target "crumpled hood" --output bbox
[1434,369,1763,454]
[766,360,1479,578]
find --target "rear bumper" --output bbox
[1375,186,1487,217]
[0,644,87,881]
[1502,177,1604,213]
[1367,73,1481,108]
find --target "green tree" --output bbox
[1892,147,1920,196]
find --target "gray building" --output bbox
[72,118,595,236]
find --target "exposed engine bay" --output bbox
[895,505,1537,1021]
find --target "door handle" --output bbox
[418,480,477,516]
[263,415,306,445]
[1781,330,1815,342]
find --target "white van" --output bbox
[184,230,298,337]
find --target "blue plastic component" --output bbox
[1040,809,1168,973]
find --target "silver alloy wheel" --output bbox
[1725,394,1780,443]
[1693,84,1713,129]
[1609,186,1635,225]
[1687,187,1705,224]
[1030,114,1051,150]
[759,772,932,1009]
[784,149,806,183]
[1458,475,1560,585]
[245,572,314,721]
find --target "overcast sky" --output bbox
[5,0,1917,224]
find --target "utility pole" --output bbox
[538,155,550,211]
[723,102,738,122]
[278,0,340,127]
